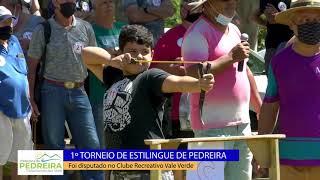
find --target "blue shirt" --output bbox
[0,35,31,119]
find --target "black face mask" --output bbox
[297,22,320,45]
[185,12,201,23]
[0,26,12,40]
[60,2,76,18]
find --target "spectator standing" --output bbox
[0,0,44,54]
[259,0,320,179]
[0,0,45,152]
[27,0,103,179]
[0,6,32,180]
[182,0,262,179]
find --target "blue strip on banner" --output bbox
[63,150,239,161]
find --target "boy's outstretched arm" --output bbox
[258,102,279,134]
[161,74,215,93]
[82,47,113,82]
[82,47,126,81]
[82,47,112,65]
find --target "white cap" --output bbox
[0,6,15,23]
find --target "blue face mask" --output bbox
[215,13,233,26]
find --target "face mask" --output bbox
[185,12,201,23]
[215,13,233,26]
[0,26,13,40]
[297,22,320,45]
[205,1,234,26]
[60,2,76,18]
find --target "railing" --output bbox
[145,134,286,180]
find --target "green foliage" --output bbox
[258,27,267,51]
[165,0,182,28]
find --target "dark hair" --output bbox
[119,24,153,51]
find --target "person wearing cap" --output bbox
[181,0,262,179]
[0,0,44,54]
[0,6,32,180]
[27,0,103,179]
[259,0,320,179]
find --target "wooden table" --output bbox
[145,134,285,180]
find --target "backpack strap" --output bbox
[42,20,51,48]
[39,21,51,77]
[32,21,51,147]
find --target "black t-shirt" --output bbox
[103,66,124,89]
[260,0,293,48]
[103,68,170,149]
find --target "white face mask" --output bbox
[215,13,233,26]
[207,2,234,26]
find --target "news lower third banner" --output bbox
[18,150,239,175]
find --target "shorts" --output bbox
[0,111,33,165]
